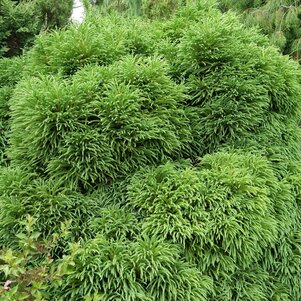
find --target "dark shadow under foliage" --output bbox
[1,0,301,300]
[0,0,73,58]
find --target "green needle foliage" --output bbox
[219,0,301,61]
[10,55,190,189]
[128,153,279,265]
[93,0,186,18]
[0,167,104,251]
[0,0,73,165]
[1,1,301,300]
[58,236,212,301]
[0,56,24,166]
[160,5,301,166]
[127,154,280,297]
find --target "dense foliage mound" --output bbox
[0,0,73,167]
[1,1,301,300]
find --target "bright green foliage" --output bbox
[1,1,301,300]
[0,56,24,166]
[10,55,190,188]
[91,206,140,240]
[0,0,73,57]
[58,236,212,300]
[127,153,301,300]
[23,16,160,76]
[0,0,73,164]
[219,0,301,61]
[128,153,278,266]
[0,167,104,249]
[160,6,301,167]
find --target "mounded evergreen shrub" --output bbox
[10,55,190,189]
[0,0,73,165]
[58,236,212,300]
[127,152,300,300]
[160,4,301,169]
[0,167,104,250]
[1,1,301,300]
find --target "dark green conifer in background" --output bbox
[0,0,73,57]
[219,0,301,61]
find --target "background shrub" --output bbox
[0,0,73,58]
[219,0,301,61]
[93,0,186,18]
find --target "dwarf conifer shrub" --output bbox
[1,1,301,300]
[0,167,104,251]
[128,153,278,264]
[127,153,279,297]
[23,16,160,76]
[160,6,301,167]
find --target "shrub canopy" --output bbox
[1,1,301,300]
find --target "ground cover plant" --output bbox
[0,0,301,300]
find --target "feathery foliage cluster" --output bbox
[0,56,24,166]
[1,1,301,300]
[92,0,186,18]
[219,0,301,61]
[0,0,73,166]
